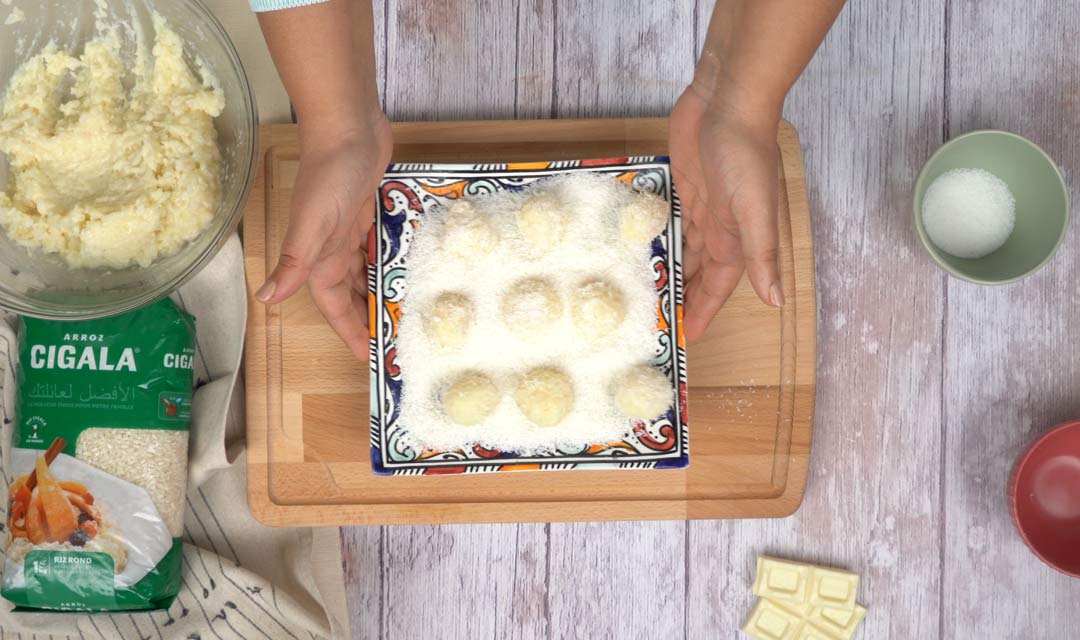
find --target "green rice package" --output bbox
[2,298,195,611]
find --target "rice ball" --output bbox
[516,193,570,253]
[440,200,497,262]
[500,277,563,336]
[921,168,1016,259]
[577,279,626,337]
[514,367,574,427]
[422,292,473,350]
[612,366,672,421]
[619,193,670,245]
[442,372,500,425]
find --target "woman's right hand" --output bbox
[254,113,393,359]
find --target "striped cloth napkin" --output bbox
[0,236,349,639]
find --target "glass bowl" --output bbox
[0,0,258,319]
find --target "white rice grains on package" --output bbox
[2,298,195,612]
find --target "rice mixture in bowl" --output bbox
[0,15,224,269]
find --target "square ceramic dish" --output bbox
[370,157,688,475]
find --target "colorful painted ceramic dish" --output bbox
[369,157,689,475]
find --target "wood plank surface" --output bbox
[942,2,1080,637]
[685,2,948,639]
[545,5,694,640]
[326,0,1080,638]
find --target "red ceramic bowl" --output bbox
[1010,420,1080,577]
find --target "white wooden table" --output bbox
[341,1,1080,637]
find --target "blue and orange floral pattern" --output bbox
[370,158,689,475]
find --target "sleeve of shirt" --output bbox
[249,0,331,12]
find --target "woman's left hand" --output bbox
[669,85,783,342]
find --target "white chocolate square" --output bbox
[742,599,805,640]
[806,605,867,639]
[752,557,813,605]
[807,568,860,610]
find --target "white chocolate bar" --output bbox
[752,557,813,605]
[742,598,805,640]
[748,556,867,640]
[806,605,867,640]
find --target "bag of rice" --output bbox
[2,298,195,611]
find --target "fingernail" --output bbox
[255,280,276,303]
[769,282,785,307]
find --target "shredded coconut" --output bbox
[922,168,1016,259]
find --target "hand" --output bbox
[669,85,783,342]
[255,114,393,359]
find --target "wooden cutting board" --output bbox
[244,118,815,527]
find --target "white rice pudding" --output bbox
[0,16,225,269]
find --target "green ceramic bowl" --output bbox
[913,130,1069,284]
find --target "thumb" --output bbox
[736,199,783,308]
[255,209,330,305]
